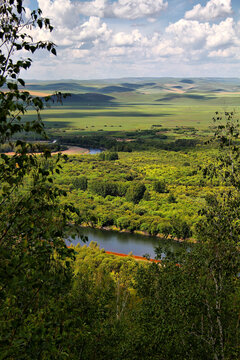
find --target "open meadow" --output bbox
[23,77,240,138]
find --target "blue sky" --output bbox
[24,0,240,79]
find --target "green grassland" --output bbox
[23,78,240,138]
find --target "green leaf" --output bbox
[51,48,57,56]
[18,78,25,86]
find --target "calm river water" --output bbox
[88,149,102,154]
[66,227,190,259]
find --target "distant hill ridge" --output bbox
[97,86,135,93]
[180,79,195,84]
[26,83,97,91]
[121,82,156,88]
[21,77,240,95]
[57,93,115,103]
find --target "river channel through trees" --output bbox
[66,227,192,258]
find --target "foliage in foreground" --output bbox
[0,1,75,358]
[39,240,239,360]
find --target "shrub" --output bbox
[153,180,167,193]
[106,152,119,161]
[167,193,177,203]
[135,206,147,215]
[126,183,146,204]
[73,176,88,191]
[158,223,173,238]
[140,223,150,232]
[97,214,114,227]
[127,220,139,232]
[171,217,192,240]
[89,180,118,197]
[150,221,159,235]
[99,152,119,161]
[117,182,129,197]
[117,216,131,229]
[99,152,106,160]
[0,143,14,153]
[143,190,151,201]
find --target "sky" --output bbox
[23,0,240,80]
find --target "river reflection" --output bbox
[66,227,190,259]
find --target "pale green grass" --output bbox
[23,90,240,136]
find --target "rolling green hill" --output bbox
[56,93,115,103]
[21,77,240,138]
[97,85,135,93]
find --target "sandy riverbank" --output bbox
[52,146,90,155]
[105,250,161,263]
[2,145,90,156]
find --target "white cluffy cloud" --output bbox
[112,0,168,20]
[77,0,109,18]
[206,17,236,48]
[111,29,143,46]
[152,39,184,57]
[185,0,232,21]
[79,0,168,19]
[166,19,211,46]
[166,17,238,52]
[38,0,78,28]
[76,16,111,42]
[21,0,240,79]
[208,46,240,58]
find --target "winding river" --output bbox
[66,227,191,259]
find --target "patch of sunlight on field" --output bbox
[23,90,240,135]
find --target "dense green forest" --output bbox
[0,1,239,359]
[54,147,218,240]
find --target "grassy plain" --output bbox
[23,78,240,138]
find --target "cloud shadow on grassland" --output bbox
[47,103,120,110]
[39,111,172,119]
[156,94,216,102]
